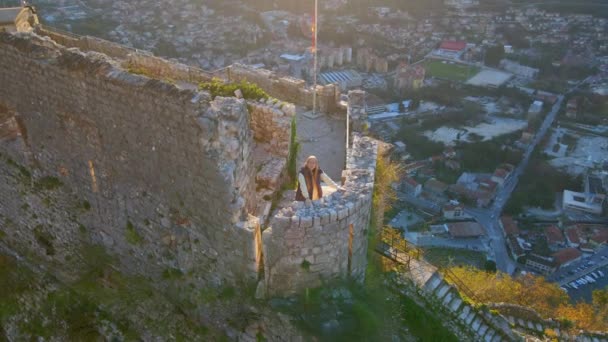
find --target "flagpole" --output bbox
[312,0,318,115]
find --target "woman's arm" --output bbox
[320,173,340,189]
[298,173,310,199]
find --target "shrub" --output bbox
[125,221,143,245]
[34,226,55,256]
[82,200,91,211]
[301,259,311,271]
[199,78,269,100]
[34,176,63,191]
[287,116,300,187]
[162,268,183,280]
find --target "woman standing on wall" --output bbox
[295,156,343,205]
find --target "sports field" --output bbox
[424,60,480,82]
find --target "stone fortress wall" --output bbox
[0,31,261,286]
[0,26,374,298]
[34,26,340,115]
[263,135,377,295]
[228,64,341,114]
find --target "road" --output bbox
[466,94,566,275]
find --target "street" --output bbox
[466,94,566,275]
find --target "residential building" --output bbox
[424,178,449,196]
[507,234,525,260]
[545,226,566,251]
[500,216,520,237]
[591,229,608,247]
[525,254,556,275]
[430,224,449,235]
[566,97,580,119]
[562,190,605,215]
[395,62,426,91]
[446,221,486,238]
[491,168,509,186]
[552,248,582,269]
[443,204,466,220]
[527,100,544,120]
[565,226,581,248]
[402,177,422,197]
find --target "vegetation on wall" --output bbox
[287,116,300,188]
[449,266,608,332]
[199,78,269,101]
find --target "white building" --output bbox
[562,190,605,215]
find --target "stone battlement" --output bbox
[263,135,377,295]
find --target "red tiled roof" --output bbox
[552,248,582,266]
[425,179,449,193]
[500,163,515,172]
[507,234,524,256]
[591,229,608,244]
[565,227,581,244]
[440,40,467,51]
[501,216,520,236]
[493,168,508,179]
[545,226,565,245]
[479,179,498,192]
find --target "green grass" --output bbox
[400,295,459,342]
[424,60,480,82]
[423,248,487,269]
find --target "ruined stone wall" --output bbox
[0,31,259,285]
[125,53,219,85]
[262,135,377,295]
[35,26,135,59]
[229,64,340,114]
[347,90,369,132]
[247,99,295,158]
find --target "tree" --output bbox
[483,260,497,273]
[593,289,608,309]
[485,45,505,67]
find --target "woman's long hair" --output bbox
[303,155,319,182]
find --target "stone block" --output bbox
[477,325,488,338]
[459,306,470,322]
[442,292,453,306]
[465,312,476,325]
[449,298,462,313]
[526,321,534,330]
[425,273,443,292]
[484,330,495,342]
[471,317,481,331]
[300,216,313,228]
[435,284,450,299]
[319,213,331,225]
